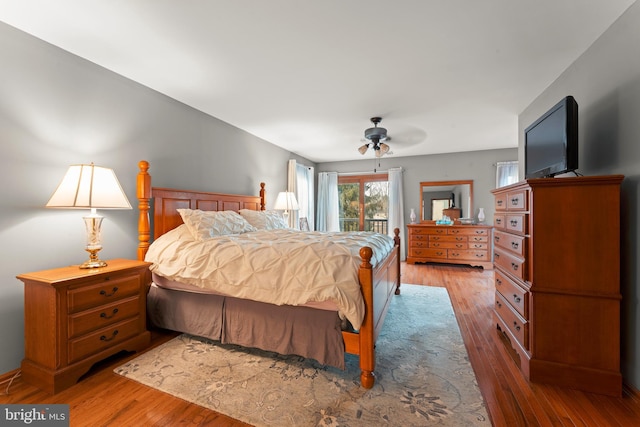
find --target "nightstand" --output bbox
[17,259,152,394]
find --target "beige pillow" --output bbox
[177,209,257,240]
[239,209,288,230]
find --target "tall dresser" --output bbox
[491,175,623,396]
[406,223,492,269]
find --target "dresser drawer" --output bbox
[494,247,526,281]
[494,193,507,211]
[494,213,506,230]
[429,235,466,243]
[448,250,489,262]
[494,230,526,257]
[411,227,447,235]
[495,270,528,318]
[410,239,429,248]
[68,296,140,339]
[430,241,467,249]
[68,316,141,364]
[506,189,528,211]
[408,247,447,259]
[505,213,528,235]
[67,274,141,313]
[447,227,489,236]
[495,292,529,350]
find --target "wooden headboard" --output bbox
[136,160,266,260]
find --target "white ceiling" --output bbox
[0,1,635,163]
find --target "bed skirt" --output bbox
[147,284,346,369]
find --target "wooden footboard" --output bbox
[136,160,401,389]
[343,229,401,388]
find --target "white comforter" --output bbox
[145,225,395,329]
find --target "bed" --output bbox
[135,160,401,388]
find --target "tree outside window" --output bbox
[338,174,388,233]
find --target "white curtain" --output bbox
[287,159,315,230]
[387,167,406,260]
[316,172,339,232]
[496,161,519,188]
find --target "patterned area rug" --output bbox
[115,284,490,426]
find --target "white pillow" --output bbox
[239,209,288,230]
[177,209,257,240]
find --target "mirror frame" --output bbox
[419,180,474,222]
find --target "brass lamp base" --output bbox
[80,248,108,269]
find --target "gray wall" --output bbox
[518,2,640,389]
[0,22,312,374]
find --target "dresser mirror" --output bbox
[420,180,473,222]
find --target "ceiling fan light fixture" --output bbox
[379,142,390,154]
[358,144,369,155]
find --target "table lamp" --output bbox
[46,163,131,268]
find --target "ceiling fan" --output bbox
[358,117,391,158]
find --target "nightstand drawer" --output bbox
[68,316,141,364]
[67,274,141,313]
[68,296,140,338]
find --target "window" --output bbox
[338,174,388,233]
[496,161,519,188]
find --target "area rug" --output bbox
[115,284,490,426]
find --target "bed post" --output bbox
[137,160,151,261]
[260,182,266,210]
[394,227,401,295]
[358,246,376,389]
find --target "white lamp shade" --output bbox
[273,191,299,211]
[46,163,131,209]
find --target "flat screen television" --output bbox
[524,96,578,179]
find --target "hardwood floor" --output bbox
[2,262,639,426]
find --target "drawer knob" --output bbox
[494,236,500,242]
[513,295,521,304]
[510,219,518,227]
[436,251,444,256]
[496,301,502,308]
[513,322,521,332]
[99,287,119,297]
[511,198,519,206]
[511,263,519,271]
[100,330,119,342]
[497,200,503,206]
[511,242,519,249]
[100,308,119,319]
[496,219,502,225]
[496,278,502,286]
[494,253,500,259]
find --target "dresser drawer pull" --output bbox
[496,278,502,286]
[511,242,519,250]
[511,198,519,206]
[100,330,119,342]
[433,243,441,247]
[494,235,500,242]
[99,287,119,297]
[475,230,485,234]
[456,244,464,248]
[494,252,500,259]
[495,218,502,225]
[513,295,521,304]
[436,251,444,256]
[513,322,521,332]
[497,200,503,206]
[511,263,519,271]
[456,237,464,241]
[510,219,519,227]
[450,230,460,234]
[496,301,502,308]
[475,254,484,258]
[100,308,119,319]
